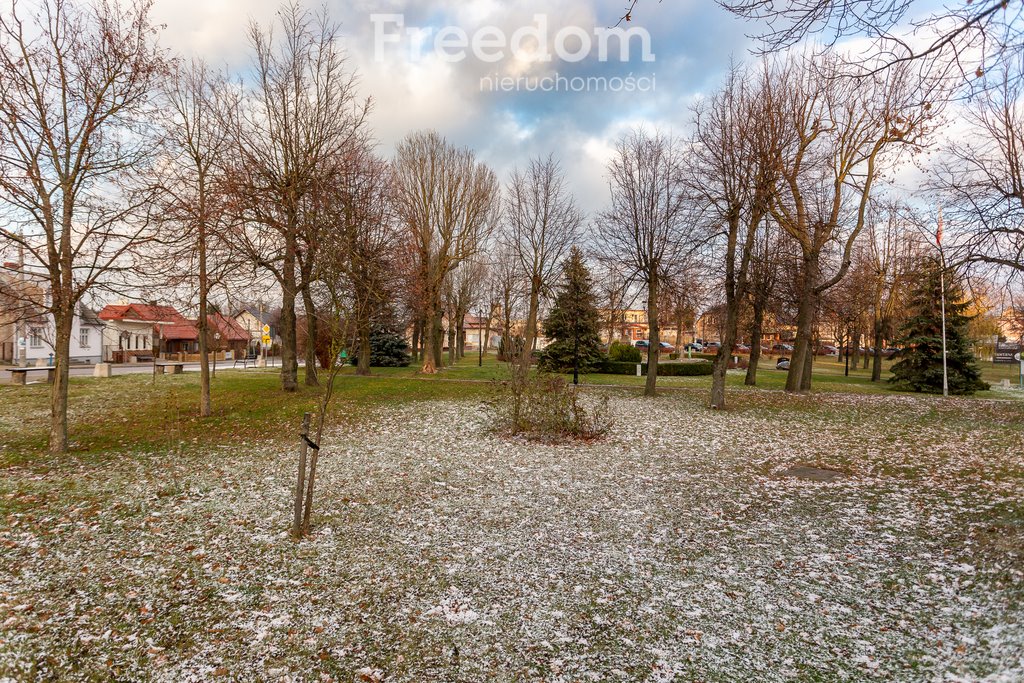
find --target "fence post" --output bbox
[293,412,312,538]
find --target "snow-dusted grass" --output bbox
[1,390,1023,681]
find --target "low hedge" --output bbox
[598,360,714,377]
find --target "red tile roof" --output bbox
[161,323,199,341]
[209,312,250,342]
[155,314,250,343]
[98,303,187,323]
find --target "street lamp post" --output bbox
[213,332,221,379]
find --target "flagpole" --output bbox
[938,209,948,397]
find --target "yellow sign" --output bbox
[261,335,272,346]
[261,324,271,334]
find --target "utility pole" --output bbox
[478,308,483,367]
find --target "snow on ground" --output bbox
[1,391,1023,681]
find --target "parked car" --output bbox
[816,344,838,356]
[704,341,721,352]
[733,343,751,354]
[881,347,900,359]
[634,340,676,353]
[684,342,704,352]
[776,357,791,370]
[772,343,794,353]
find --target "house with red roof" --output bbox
[161,312,250,360]
[97,303,251,362]
[97,303,187,362]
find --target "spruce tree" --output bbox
[351,327,411,368]
[538,247,605,375]
[889,260,988,395]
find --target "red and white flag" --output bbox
[936,209,943,246]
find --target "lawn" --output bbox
[1,359,1023,681]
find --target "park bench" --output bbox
[233,353,258,368]
[155,362,185,375]
[9,367,55,385]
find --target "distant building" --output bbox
[1,265,104,365]
[97,303,187,362]
[161,313,250,360]
[598,308,650,344]
[234,306,280,353]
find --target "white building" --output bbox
[96,303,187,362]
[19,306,105,366]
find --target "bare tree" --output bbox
[768,55,932,392]
[934,55,1024,277]
[862,201,918,380]
[744,218,786,385]
[596,129,691,397]
[594,262,631,344]
[156,60,238,417]
[299,139,397,378]
[503,155,583,376]
[393,131,500,374]
[728,1,1019,79]
[490,243,525,361]
[691,63,780,409]
[224,2,368,392]
[0,0,168,453]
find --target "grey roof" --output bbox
[78,305,103,327]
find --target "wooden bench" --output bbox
[155,362,185,375]
[9,367,55,385]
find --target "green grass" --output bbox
[1,351,1016,462]
[0,367,491,463]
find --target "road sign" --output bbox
[1016,352,1022,362]
[261,335,272,346]
[261,324,271,335]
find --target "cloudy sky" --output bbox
[149,0,763,206]
[148,0,964,212]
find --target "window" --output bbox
[29,328,42,348]
[79,327,90,348]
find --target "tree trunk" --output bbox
[447,316,456,365]
[280,230,299,392]
[197,217,212,417]
[745,301,765,387]
[782,292,815,389]
[411,318,420,363]
[871,325,884,382]
[801,342,813,392]
[48,307,73,454]
[356,314,371,376]
[711,293,740,409]
[422,295,443,374]
[302,287,319,386]
[645,274,660,397]
[456,314,466,359]
[483,306,494,358]
[786,258,819,395]
[520,286,540,378]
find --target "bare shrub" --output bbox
[489,374,612,443]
